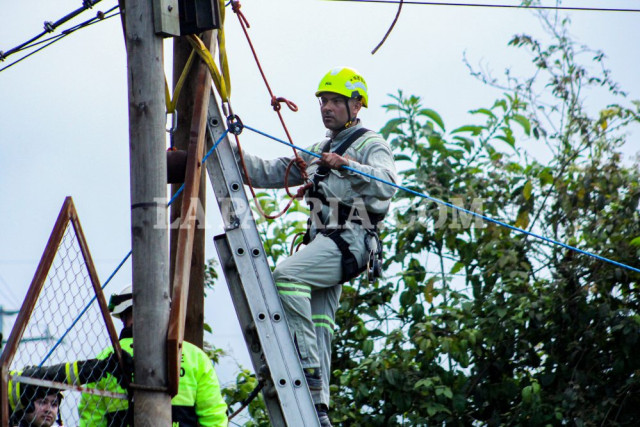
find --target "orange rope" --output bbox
[234,133,312,219]
[290,232,307,255]
[231,0,309,202]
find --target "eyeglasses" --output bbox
[317,95,348,107]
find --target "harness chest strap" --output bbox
[307,127,384,224]
[305,127,386,283]
[312,127,370,186]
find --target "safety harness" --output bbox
[304,127,385,283]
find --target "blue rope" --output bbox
[39,251,132,366]
[243,124,640,275]
[40,130,230,365]
[167,129,229,207]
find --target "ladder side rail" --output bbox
[204,95,320,426]
[213,234,286,426]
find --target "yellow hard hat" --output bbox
[315,67,368,108]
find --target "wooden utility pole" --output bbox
[124,0,172,425]
[166,31,214,394]
[169,35,210,349]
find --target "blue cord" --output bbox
[243,124,640,275]
[167,129,229,207]
[40,130,230,365]
[39,251,132,366]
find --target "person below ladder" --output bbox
[78,286,228,426]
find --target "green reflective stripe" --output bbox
[279,290,312,298]
[312,314,336,334]
[276,282,311,291]
[66,362,78,385]
[312,314,336,329]
[311,141,325,153]
[314,322,335,334]
[9,373,20,409]
[354,136,377,151]
[276,282,311,296]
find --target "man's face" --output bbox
[318,92,361,131]
[24,394,59,427]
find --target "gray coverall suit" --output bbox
[235,121,397,406]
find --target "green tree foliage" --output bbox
[221,368,270,426]
[328,11,640,427]
[214,11,640,426]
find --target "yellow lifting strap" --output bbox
[165,50,197,115]
[165,0,231,112]
[187,30,231,103]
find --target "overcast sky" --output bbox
[1,0,639,405]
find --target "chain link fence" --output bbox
[1,198,126,427]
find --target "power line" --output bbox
[0,3,119,73]
[0,6,120,73]
[0,0,105,60]
[327,0,640,13]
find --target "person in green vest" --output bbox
[8,352,129,426]
[78,286,228,426]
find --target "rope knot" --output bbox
[293,155,308,173]
[271,96,298,112]
[296,182,313,199]
[270,96,281,111]
[231,1,251,28]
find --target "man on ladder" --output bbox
[234,67,397,425]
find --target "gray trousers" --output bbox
[272,228,367,407]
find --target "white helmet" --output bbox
[108,285,132,319]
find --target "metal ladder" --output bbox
[204,94,320,426]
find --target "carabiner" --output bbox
[166,110,178,135]
[227,114,244,135]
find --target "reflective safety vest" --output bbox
[78,330,228,427]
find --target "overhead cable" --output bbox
[1,0,104,61]
[0,3,118,73]
[327,0,640,13]
[371,0,403,54]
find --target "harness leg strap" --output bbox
[323,231,364,284]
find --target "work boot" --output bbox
[303,368,323,391]
[315,404,332,427]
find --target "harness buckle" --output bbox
[365,229,383,282]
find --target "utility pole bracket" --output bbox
[154,0,181,37]
[154,0,221,37]
[179,0,221,36]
